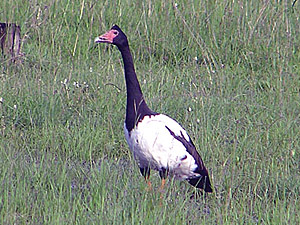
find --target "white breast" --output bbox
[124,114,200,180]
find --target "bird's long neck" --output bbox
[118,45,153,132]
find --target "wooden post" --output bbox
[0,23,22,62]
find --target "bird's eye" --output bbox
[113,31,118,35]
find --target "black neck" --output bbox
[117,45,156,132]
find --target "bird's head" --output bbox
[94,25,128,47]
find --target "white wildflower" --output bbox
[61,78,68,85]
[73,81,81,88]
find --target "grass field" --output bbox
[1,0,300,224]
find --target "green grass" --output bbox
[1,0,300,224]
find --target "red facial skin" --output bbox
[95,29,119,43]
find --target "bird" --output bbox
[94,25,213,193]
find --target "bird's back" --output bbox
[124,114,206,180]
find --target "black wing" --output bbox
[165,126,213,192]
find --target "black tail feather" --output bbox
[188,175,213,192]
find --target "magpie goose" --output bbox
[95,25,213,192]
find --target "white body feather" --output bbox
[124,114,200,180]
